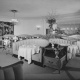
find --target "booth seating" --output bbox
[12,38,49,63]
[49,38,73,46]
[48,38,76,60]
[18,45,40,64]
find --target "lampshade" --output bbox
[10,19,18,25]
[11,19,18,22]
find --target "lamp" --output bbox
[10,10,18,25]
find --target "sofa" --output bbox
[12,38,49,63]
[0,61,24,80]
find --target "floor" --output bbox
[0,48,80,80]
[24,57,80,80]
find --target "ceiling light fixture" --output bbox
[10,9,18,25]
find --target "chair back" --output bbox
[0,61,24,80]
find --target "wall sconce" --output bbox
[75,27,77,30]
[36,25,41,30]
[67,28,69,30]
[61,28,66,30]
[71,28,73,30]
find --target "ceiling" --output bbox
[0,0,80,21]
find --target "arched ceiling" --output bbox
[0,0,80,21]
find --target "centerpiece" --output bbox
[46,15,56,29]
[46,14,64,36]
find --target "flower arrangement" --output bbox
[46,14,64,35]
[46,14,56,25]
[46,18,56,25]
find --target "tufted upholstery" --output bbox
[12,38,49,62]
[0,61,24,80]
[49,38,73,46]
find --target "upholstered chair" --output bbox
[0,61,24,80]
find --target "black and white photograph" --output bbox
[0,0,80,80]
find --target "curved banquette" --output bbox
[49,38,73,46]
[12,36,74,63]
[12,38,49,62]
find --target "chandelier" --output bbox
[10,10,18,25]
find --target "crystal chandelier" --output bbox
[10,10,18,25]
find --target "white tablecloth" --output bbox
[76,41,80,52]
[18,45,40,64]
[67,45,79,59]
